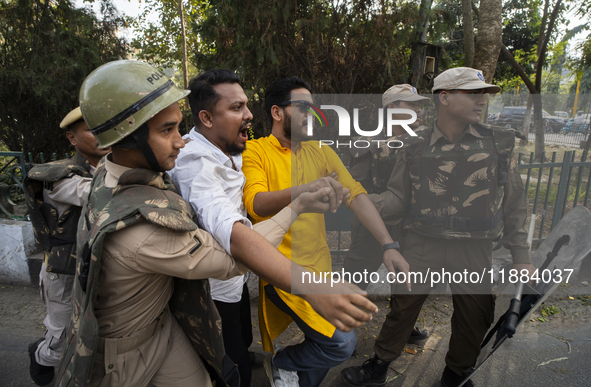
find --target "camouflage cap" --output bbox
[382,84,430,107]
[60,107,83,129]
[432,67,501,94]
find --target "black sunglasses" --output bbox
[277,100,313,113]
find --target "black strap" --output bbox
[498,153,509,186]
[78,212,93,292]
[49,236,77,247]
[90,80,174,135]
[132,124,163,172]
[410,208,504,232]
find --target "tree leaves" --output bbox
[0,0,129,158]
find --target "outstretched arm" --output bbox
[349,193,411,291]
[229,222,377,331]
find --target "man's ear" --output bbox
[198,110,214,128]
[271,105,284,122]
[66,131,76,147]
[439,91,450,107]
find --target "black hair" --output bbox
[66,119,86,133]
[264,76,312,125]
[188,69,241,128]
[433,90,443,111]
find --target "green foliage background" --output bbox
[193,0,422,138]
[0,0,129,159]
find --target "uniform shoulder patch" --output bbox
[188,235,203,256]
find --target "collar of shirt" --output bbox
[268,134,292,152]
[104,154,133,187]
[430,119,483,146]
[90,164,96,177]
[188,127,243,170]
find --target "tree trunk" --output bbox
[522,95,533,142]
[416,0,433,44]
[532,94,545,161]
[462,0,475,67]
[473,0,502,82]
[532,0,562,161]
[409,0,434,87]
[178,0,189,90]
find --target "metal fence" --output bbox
[519,150,591,244]
[0,151,71,220]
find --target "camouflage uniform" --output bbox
[56,157,248,387]
[25,152,92,275]
[24,152,92,367]
[344,130,427,289]
[372,121,530,375]
[56,155,294,387]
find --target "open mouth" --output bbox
[239,123,251,141]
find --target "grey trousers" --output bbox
[36,263,75,367]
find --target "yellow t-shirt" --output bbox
[242,134,366,351]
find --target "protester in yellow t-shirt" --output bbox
[242,77,409,387]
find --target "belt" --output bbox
[97,311,165,355]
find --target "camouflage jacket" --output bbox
[56,164,238,387]
[400,122,515,239]
[24,152,91,274]
[349,127,429,194]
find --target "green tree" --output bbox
[0,0,128,158]
[195,0,420,137]
[129,0,206,69]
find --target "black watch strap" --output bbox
[382,242,400,252]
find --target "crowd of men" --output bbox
[24,60,534,387]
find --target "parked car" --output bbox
[554,111,569,120]
[496,106,565,133]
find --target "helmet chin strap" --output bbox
[117,123,164,172]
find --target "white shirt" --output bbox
[170,128,250,303]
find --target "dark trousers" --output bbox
[214,284,253,387]
[374,231,495,375]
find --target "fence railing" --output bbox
[0,152,29,219]
[0,151,71,220]
[527,131,589,148]
[519,150,591,243]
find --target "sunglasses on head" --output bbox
[277,100,313,113]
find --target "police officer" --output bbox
[25,107,110,386]
[56,60,377,387]
[344,84,430,344]
[341,68,536,387]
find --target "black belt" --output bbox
[411,208,503,232]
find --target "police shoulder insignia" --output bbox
[189,235,202,256]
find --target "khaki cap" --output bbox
[60,107,84,129]
[382,84,430,107]
[432,67,501,94]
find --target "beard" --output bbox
[227,144,245,157]
[283,111,308,142]
[226,120,250,156]
[283,113,292,140]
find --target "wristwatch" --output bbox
[382,242,400,252]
